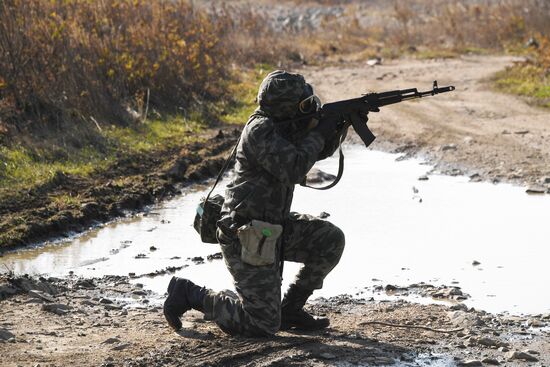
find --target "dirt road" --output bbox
[306,55,550,191]
[1,275,548,366]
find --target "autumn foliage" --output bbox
[0,0,228,130]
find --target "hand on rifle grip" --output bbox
[314,116,340,140]
[349,111,369,125]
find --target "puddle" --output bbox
[2,146,550,315]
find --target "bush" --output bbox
[0,0,228,131]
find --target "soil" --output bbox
[305,55,550,191]
[0,128,239,251]
[0,275,548,366]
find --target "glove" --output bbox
[313,116,340,140]
[349,111,369,125]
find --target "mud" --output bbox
[0,275,548,366]
[0,129,239,251]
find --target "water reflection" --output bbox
[2,146,549,315]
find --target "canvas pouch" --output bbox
[237,220,283,266]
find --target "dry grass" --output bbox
[1,0,549,191]
[0,0,228,133]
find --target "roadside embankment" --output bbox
[0,128,239,251]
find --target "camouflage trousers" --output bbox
[203,212,345,337]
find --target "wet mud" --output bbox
[0,129,239,251]
[0,275,548,366]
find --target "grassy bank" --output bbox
[0,66,263,195]
[493,36,550,108]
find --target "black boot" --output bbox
[281,284,330,331]
[163,276,208,331]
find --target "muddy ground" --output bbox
[0,275,548,367]
[0,128,239,251]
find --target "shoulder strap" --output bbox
[203,134,241,203]
[301,127,348,191]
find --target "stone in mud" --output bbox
[384,284,406,292]
[441,144,457,151]
[450,303,468,311]
[189,256,204,264]
[42,303,71,315]
[458,360,482,367]
[366,57,382,66]
[527,319,545,327]
[28,290,55,303]
[505,351,539,362]
[469,173,482,182]
[319,352,336,360]
[471,336,508,348]
[207,252,223,261]
[104,304,122,311]
[306,168,336,184]
[112,343,132,351]
[0,328,15,341]
[526,186,546,194]
[482,358,500,365]
[472,260,481,266]
[447,168,463,176]
[75,279,96,289]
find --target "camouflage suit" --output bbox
[203,71,345,337]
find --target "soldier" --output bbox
[164,70,368,336]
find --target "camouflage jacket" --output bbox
[221,111,326,225]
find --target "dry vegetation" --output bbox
[0,0,227,133]
[0,0,549,191]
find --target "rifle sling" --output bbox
[301,130,347,191]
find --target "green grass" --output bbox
[103,117,207,153]
[493,63,550,108]
[0,67,268,193]
[220,64,271,125]
[0,145,111,190]
[0,116,209,191]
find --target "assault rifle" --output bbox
[296,80,455,148]
[292,80,455,190]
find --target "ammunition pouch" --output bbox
[237,220,283,266]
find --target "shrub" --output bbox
[0,0,228,131]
